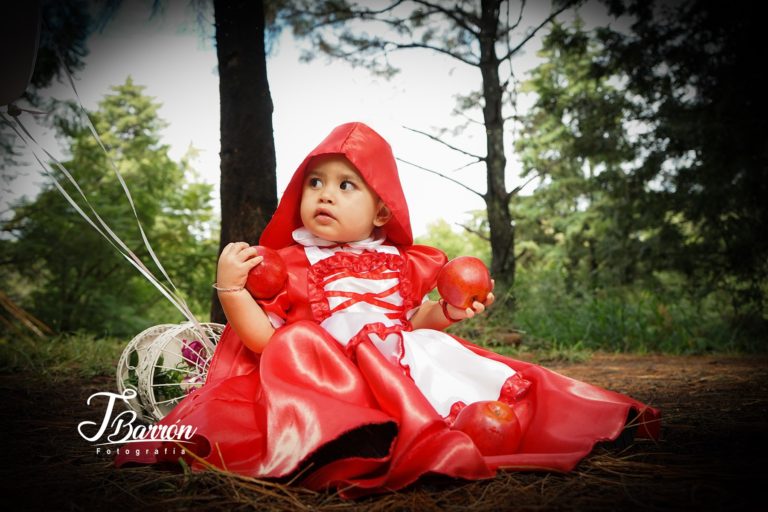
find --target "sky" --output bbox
[5,0,619,238]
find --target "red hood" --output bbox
[260,122,413,249]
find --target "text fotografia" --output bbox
[97,446,186,457]
[78,389,198,446]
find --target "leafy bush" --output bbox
[511,269,754,354]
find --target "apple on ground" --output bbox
[245,246,288,299]
[436,256,493,309]
[452,400,522,456]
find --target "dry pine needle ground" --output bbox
[2,353,766,511]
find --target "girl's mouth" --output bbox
[315,208,335,224]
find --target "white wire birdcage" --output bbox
[116,322,225,422]
[116,323,177,422]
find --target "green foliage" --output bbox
[596,0,767,328]
[151,354,185,403]
[1,78,218,337]
[515,19,649,292]
[415,214,490,263]
[513,269,751,354]
[510,9,766,350]
[419,208,759,355]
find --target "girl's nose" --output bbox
[319,187,335,203]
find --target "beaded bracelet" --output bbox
[438,298,462,323]
[212,283,245,293]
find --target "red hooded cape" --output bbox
[115,122,660,498]
[260,122,412,249]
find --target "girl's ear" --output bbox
[374,202,392,227]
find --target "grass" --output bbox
[441,268,766,362]
[494,271,760,355]
[0,331,126,380]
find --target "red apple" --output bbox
[436,256,493,309]
[245,246,288,299]
[452,400,522,456]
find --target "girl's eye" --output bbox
[308,177,322,189]
[340,180,356,191]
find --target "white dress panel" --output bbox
[400,329,516,417]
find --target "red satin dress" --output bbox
[116,233,660,497]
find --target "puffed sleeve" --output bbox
[256,290,291,329]
[402,244,448,301]
[255,245,314,327]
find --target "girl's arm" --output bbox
[410,289,494,331]
[217,289,275,353]
[216,242,276,353]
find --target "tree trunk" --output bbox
[479,0,515,288]
[211,0,277,323]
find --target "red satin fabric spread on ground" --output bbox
[115,244,661,498]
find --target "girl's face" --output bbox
[300,155,390,243]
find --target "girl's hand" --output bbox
[216,242,264,289]
[444,279,495,321]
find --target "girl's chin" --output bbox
[306,226,342,242]
[306,226,373,244]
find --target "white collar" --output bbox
[291,227,386,250]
